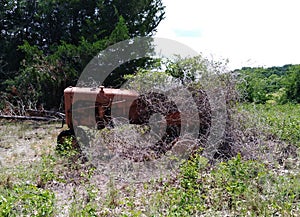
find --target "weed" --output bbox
[0,184,55,216]
[56,133,81,159]
[147,153,299,216]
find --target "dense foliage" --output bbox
[236,64,300,104]
[0,0,165,110]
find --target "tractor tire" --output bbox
[56,129,79,153]
[129,92,181,155]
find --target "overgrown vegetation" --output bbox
[154,153,299,216]
[1,2,299,215]
[1,50,299,216]
[0,183,55,216]
[239,103,300,147]
[0,98,299,216]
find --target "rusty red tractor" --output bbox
[57,85,211,157]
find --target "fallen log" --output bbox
[0,114,64,122]
[26,109,65,119]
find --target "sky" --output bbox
[155,0,300,70]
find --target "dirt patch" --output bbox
[0,120,60,167]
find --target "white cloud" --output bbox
[156,0,300,69]
[173,29,202,37]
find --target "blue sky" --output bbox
[156,0,300,70]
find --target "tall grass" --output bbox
[239,103,300,147]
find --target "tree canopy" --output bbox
[0,0,165,110]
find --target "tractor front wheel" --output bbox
[56,129,80,155]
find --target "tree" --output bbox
[285,65,300,103]
[0,0,164,73]
[1,0,165,109]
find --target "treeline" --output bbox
[0,0,165,111]
[236,65,300,104]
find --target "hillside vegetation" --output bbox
[236,64,300,104]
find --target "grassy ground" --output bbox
[237,103,300,147]
[0,104,299,216]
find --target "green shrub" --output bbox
[0,184,55,216]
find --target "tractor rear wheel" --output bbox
[129,92,181,155]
